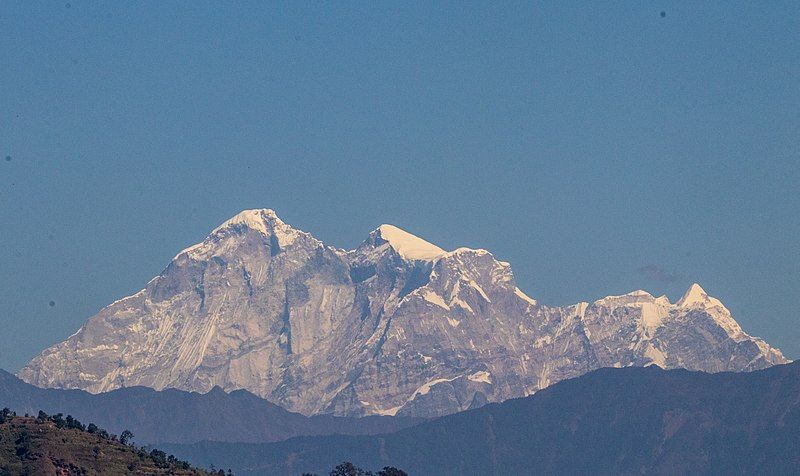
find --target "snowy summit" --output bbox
[375,224,447,261]
[676,283,725,309]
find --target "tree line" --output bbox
[1,407,226,473]
[4,409,407,475]
[304,461,407,476]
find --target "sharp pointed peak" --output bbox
[677,282,709,307]
[371,224,446,261]
[687,282,706,294]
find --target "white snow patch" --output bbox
[415,377,457,396]
[655,295,671,306]
[468,280,491,302]
[421,290,450,310]
[468,370,492,384]
[373,375,462,416]
[639,301,667,333]
[514,287,537,306]
[644,344,667,367]
[447,317,461,327]
[376,224,446,261]
[447,281,475,313]
[172,242,204,260]
[374,405,404,417]
[595,290,655,306]
[79,344,119,353]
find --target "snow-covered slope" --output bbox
[18,209,789,417]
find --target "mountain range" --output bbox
[19,209,787,418]
[162,361,800,475]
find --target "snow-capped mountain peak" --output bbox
[211,208,282,235]
[676,283,725,310]
[19,209,788,418]
[373,224,446,261]
[174,208,313,262]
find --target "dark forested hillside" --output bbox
[164,362,800,475]
[0,412,211,475]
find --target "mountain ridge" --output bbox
[19,208,788,417]
[0,368,421,445]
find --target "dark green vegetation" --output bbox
[164,362,800,475]
[0,410,212,475]
[321,461,406,476]
[299,461,407,476]
[0,370,420,445]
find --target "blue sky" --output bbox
[1,1,798,371]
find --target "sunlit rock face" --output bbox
[18,209,788,418]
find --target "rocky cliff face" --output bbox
[18,209,788,417]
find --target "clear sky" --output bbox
[1,1,798,371]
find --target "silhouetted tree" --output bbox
[64,414,85,431]
[51,413,65,428]
[87,423,99,434]
[376,467,407,476]
[150,448,169,468]
[330,462,372,476]
[120,429,134,445]
[325,462,406,476]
